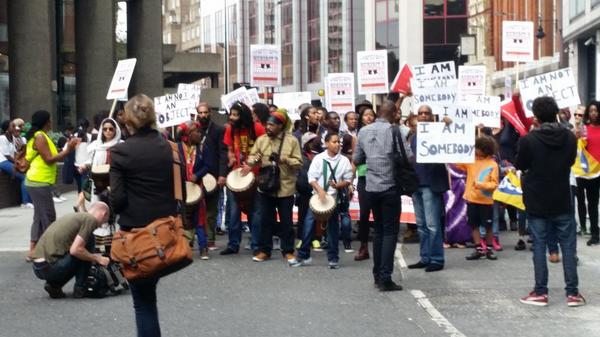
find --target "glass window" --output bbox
[215,10,223,44]
[447,0,466,16]
[281,0,293,85]
[425,0,444,16]
[203,15,211,52]
[570,0,585,19]
[328,0,343,73]
[424,18,444,44]
[446,18,466,43]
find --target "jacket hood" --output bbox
[531,123,570,148]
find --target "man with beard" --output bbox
[220,102,266,255]
[196,102,228,250]
[242,109,302,265]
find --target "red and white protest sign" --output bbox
[250,45,281,87]
[325,73,355,113]
[458,65,486,96]
[502,21,534,63]
[390,63,413,94]
[357,50,389,95]
[106,58,137,100]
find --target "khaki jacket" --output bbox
[248,132,302,198]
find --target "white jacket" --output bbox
[307,151,353,197]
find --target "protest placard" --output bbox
[250,45,281,87]
[502,21,534,63]
[106,58,137,100]
[416,121,475,163]
[177,83,202,103]
[518,68,580,117]
[273,92,312,120]
[429,103,500,128]
[357,50,388,94]
[220,87,255,113]
[390,63,413,94]
[412,78,458,112]
[325,73,355,113]
[246,88,261,104]
[412,60,456,81]
[458,65,486,96]
[154,92,196,128]
[456,95,501,105]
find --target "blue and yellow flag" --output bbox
[572,138,600,179]
[493,171,525,210]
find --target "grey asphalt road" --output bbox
[1,232,599,337]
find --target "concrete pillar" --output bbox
[7,0,56,121]
[399,0,423,65]
[127,0,163,98]
[75,0,116,119]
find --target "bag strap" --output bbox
[276,134,285,160]
[169,141,183,202]
[391,126,409,166]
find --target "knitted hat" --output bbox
[268,108,291,131]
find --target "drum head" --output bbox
[185,181,202,205]
[202,173,217,192]
[309,194,336,213]
[226,168,255,192]
[91,164,110,175]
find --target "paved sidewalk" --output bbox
[0,191,79,252]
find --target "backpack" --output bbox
[84,262,129,298]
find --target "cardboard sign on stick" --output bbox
[106,58,137,100]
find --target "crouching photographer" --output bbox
[31,202,110,298]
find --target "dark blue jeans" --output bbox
[0,160,32,204]
[226,188,260,251]
[527,213,579,296]
[413,187,444,266]
[297,205,341,263]
[130,277,161,337]
[31,237,94,289]
[368,188,401,284]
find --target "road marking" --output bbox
[410,289,467,337]
[0,247,29,252]
[395,244,408,268]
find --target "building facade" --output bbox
[562,0,600,103]
[466,0,562,96]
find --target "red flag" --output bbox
[390,63,413,94]
[501,99,527,136]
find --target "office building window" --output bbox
[203,15,211,52]
[308,0,320,83]
[281,0,293,85]
[570,0,585,19]
[376,0,399,83]
[328,0,343,73]
[423,0,467,63]
[249,0,258,44]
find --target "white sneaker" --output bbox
[58,196,67,201]
[52,197,64,203]
[290,257,312,267]
[21,203,34,209]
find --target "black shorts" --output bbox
[466,202,493,228]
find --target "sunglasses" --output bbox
[574,114,584,117]
[103,127,115,131]
[417,111,431,115]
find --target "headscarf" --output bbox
[268,108,292,132]
[87,118,122,166]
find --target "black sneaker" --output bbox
[425,264,444,272]
[219,247,238,255]
[586,238,600,246]
[485,248,498,260]
[378,280,403,292]
[515,239,526,251]
[465,248,484,260]
[408,261,429,269]
[72,286,86,299]
[44,283,66,299]
[343,241,354,253]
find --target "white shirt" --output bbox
[0,134,15,162]
[307,151,353,197]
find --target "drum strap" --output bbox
[323,160,339,192]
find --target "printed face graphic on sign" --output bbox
[368,69,378,75]
[260,63,271,69]
[337,90,346,95]
[513,39,523,44]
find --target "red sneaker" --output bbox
[567,293,586,307]
[520,291,548,306]
[492,237,503,251]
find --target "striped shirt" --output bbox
[354,118,408,192]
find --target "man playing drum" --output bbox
[292,133,353,269]
[242,109,303,265]
[220,102,265,255]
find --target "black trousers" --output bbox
[258,193,295,255]
[357,177,372,244]
[576,176,600,237]
[368,188,401,284]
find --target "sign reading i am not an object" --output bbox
[518,68,580,117]
[154,92,196,128]
[357,50,389,94]
[250,45,281,87]
[416,122,475,164]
